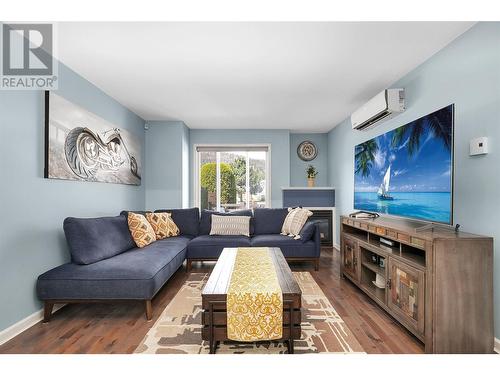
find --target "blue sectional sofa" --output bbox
[36,208,320,321]
[183,208,320,271]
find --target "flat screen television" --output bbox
[354,104,454,224]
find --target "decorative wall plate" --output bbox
[297,141,318,161]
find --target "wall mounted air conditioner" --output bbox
[351,88,405,131]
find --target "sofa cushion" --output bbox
[128,212,157,248]
[187,235,251,259]
[250,234,318,258]
[253,208,289,235]
[120,210,152,217]
[37,236,191,300]
[64,215,135,265]
[299,221,316,243]
[155,208,200,237]
[199,209,253,235]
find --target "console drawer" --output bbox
[398,233,410,243]
[411,237,426,248]
[386,230,397,239]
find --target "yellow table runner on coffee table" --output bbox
[227,247,283,342]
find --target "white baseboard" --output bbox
[495,337,500,354]
[0,304,65,346]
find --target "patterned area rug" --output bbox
[134,272,365,354]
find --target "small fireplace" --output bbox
[310,210,333,247]
[282,187,336,248]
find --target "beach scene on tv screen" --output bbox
[354,105,453,224]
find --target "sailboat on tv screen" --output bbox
[377,165,394,201]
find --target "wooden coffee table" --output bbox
[201,247,302,354]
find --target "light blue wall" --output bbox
[327,22,500,338]
[145,121,189,210]
[189,129,290,208]
[182,124,190,208]
[2,21,498,340]
[290,133,329,187]
[0,63,145,332]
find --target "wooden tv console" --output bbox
[340,215,493,353]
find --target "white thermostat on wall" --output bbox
[469,137,489,156]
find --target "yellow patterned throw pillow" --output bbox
[128,212,156,248]
[145,212,180,240]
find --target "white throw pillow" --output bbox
[281,207,298,235]
[281,208,313,240]
[209,215,251,237]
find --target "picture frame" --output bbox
[44,92,142,185]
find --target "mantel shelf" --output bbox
[281,187,335,190]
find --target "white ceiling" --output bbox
[57,22,474,132]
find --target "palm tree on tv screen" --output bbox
[355,139,378,177]
[391,106,452,157]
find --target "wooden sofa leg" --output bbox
[43,302,54,323]
[145,300,153,321]
[186,259,192,273]
[314,258,319,271]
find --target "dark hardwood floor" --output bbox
[0,248,423,354]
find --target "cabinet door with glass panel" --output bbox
[387,258,425,336]
[196,146,269,212]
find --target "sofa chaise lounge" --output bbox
[36,208,320,321]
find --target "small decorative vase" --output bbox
[307,178,315,187]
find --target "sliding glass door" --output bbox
[196,146,269,212]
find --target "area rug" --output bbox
[134,272,365,354]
